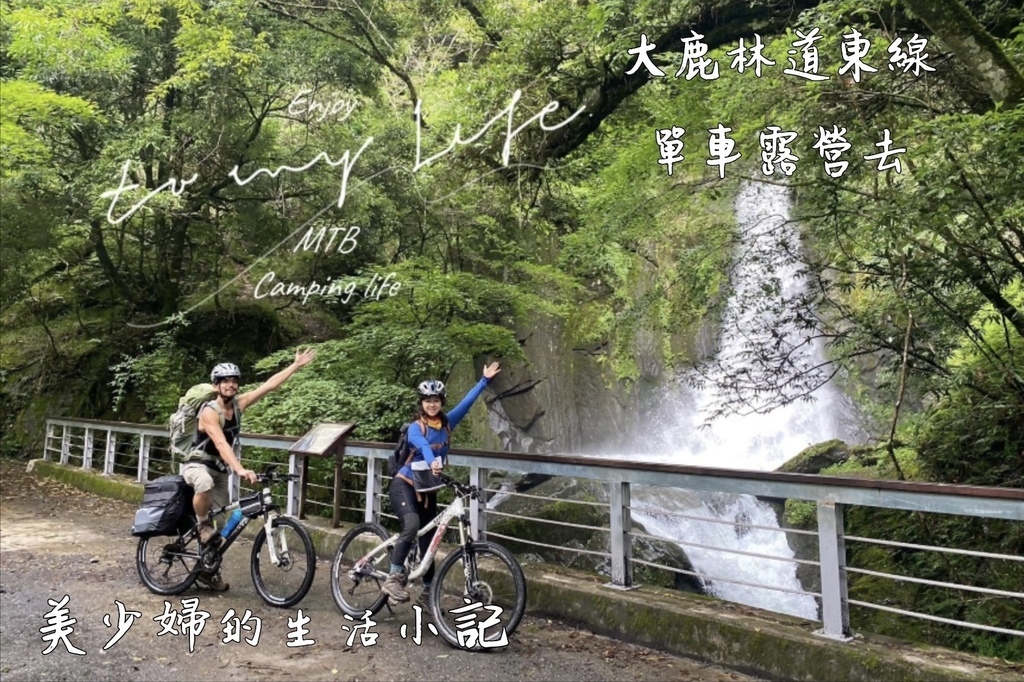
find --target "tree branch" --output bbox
[259,1,422,115]
[457,0,502,45]
[541,0,822,161]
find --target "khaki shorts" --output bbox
[180,462,230,511]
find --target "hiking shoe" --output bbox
[196,571,230,592]
[415,588,432,613]
[198,522,223,549]
[382,572,409,602]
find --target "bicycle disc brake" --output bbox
[467,580,494,603]
[200,546,222,573]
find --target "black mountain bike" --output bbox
[136,464,316,608]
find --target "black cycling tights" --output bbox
[388,476,438,584]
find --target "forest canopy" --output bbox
[2,0,1022,660]
[1,0,1021,472]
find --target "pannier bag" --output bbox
[131,475,194,538]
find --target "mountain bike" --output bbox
[136,464,316,608]
[330,474,527,650]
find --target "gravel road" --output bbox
[0,458,763,682]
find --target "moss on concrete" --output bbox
[27,458,143,505]
[522,567,1021,682]
[26,460,1022,682]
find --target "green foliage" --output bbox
[5,1,134,81]
[913,279,1024,488]
[241,263,532,441]
[3,0,1024,660]
[845,504,1024,662]
[107,317,195,418]
[783,499,817,528]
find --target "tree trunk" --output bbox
[89,220,137,305]
[903,0,1024,109]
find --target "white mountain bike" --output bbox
[330,474,527,650]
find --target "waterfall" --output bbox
[588,180,862,620]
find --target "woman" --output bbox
[382,362,501,604]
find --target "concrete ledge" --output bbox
[27,458,145,506]
[26,459,1022,682]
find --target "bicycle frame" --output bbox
[354,494,471,582]
[170,482,288,568]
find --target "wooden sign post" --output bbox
[288,422,356,526]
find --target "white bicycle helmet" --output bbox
[210,362,241,384]
[417,379,446,402]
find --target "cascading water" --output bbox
[588,180,863,620]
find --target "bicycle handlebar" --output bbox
[257,463,299,484]
[439,473,479,498]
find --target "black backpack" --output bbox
[131,475,195,538]
[387,419,451,477]
[387,423,413,477]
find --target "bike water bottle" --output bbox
[221,509,243,537]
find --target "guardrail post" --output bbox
[332,447,345,528]
[287,453,300,517]
[608,481,634,589]
[364,456,382,524]
[60,425,70,465]
[469,466,487,541]
[44,422,54,460]
[103,430,116,475]
[229,472,240,505]
[83,428,94,470]
[138,435,150,482]
[817,501,852,640]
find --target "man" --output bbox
[179,347,317,591]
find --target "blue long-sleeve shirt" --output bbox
[398,377,490,478]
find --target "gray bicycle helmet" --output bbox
[210,362,241,384]
[417,379,446,402]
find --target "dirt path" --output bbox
[0,458,764,682]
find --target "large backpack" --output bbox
[387,418,451,477]
[168,383,240,466]
[131,475,195,538]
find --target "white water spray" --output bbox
[589,181,862,620]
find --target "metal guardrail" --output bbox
[43,417,1024,642]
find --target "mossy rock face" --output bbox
[777,439,856,474]
[486,474,703,593]
[3,341,132,457]
[180,303,290,368]
[489,494,609,571]
[631,528,704,594]
[777,439,888,477]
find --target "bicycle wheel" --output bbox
[250,516,316,608]
[136,534,201,595]
[331,522,391,618]
[430,541,527,651]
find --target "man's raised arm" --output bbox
[237,347,317,411]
